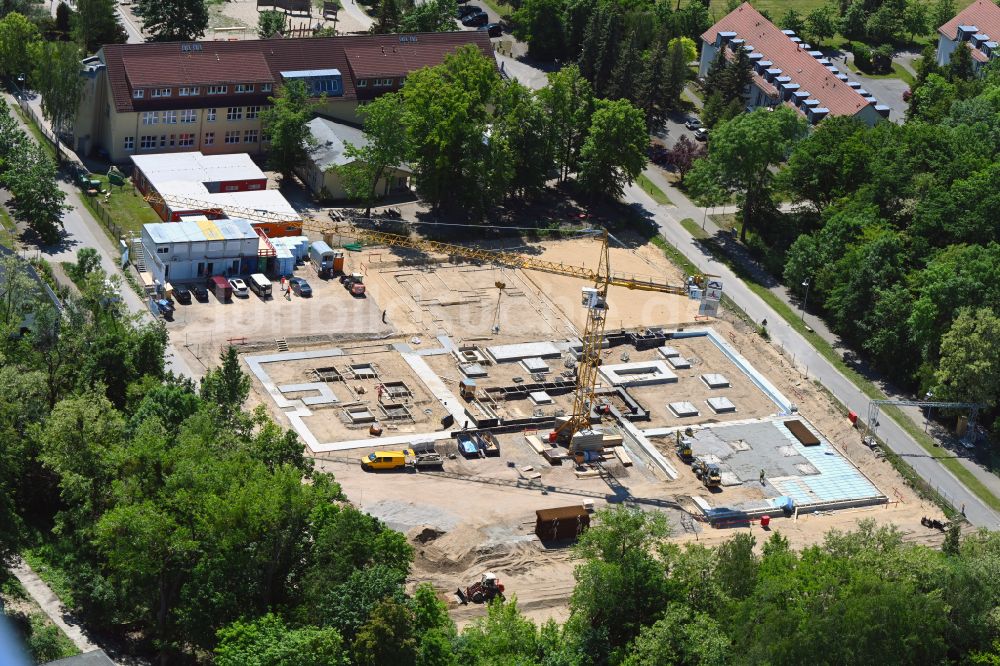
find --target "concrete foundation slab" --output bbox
[701,373,730,388]
[460,363,488,378]
[521,357,550,373]
[657,346,680,359]
[669,401,699,417]
[529,391,553,405]
[667,356,691,369]
[600,361,678,387]
[486,341,562,363]
[707,396,736,413]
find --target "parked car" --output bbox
[192,284,209,302]
[457,5,482,18]
[478,22,502,37]
[289,277,312,297]
[461,11,489,26]
[694,127,709,141]
[229,278,249,297]
[173,286,192,304]
[685,117,702,130]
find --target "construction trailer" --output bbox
[535,505,590,542]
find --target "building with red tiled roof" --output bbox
[73,32,494,163]
[936,0,1000,68]
[698,3,888,126]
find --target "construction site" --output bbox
[178,225,948,626]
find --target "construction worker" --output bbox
[760,469,766,485]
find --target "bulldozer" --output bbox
[456,572,505,605]
[692,457,721,488]
[676,428,694,462]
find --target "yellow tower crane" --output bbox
[300,219,704,448]
[134,185,707,446]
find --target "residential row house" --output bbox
[699,2,889,127]
[937,0,1000,70]
[74,31,495,163]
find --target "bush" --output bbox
[852,43,873,72]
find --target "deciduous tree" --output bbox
[73,0,125,53]
[686,107,807,242]
[261,79,319,182]
[135,0,208,41]
[0,12,38,79]
[538,64,594,182]
[257,9,285,37]
[576,98,647,200]
[336,92,410,217]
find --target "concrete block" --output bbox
[669,401,699,417]
[706,396,736,413]
[701,373,730,388]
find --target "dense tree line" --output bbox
[513,0,705,126]
[0,103,67,243]
[688,52,1000,432]
[331,46,648,214]
[3,255,1000,664]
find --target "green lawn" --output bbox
[636,173,674,206]
[481,0,513,18]
[88,174,161,234]
[679,217,710,239]
[844,61,916,86]
[683,232,1000,513]
[0,205,17,248]
[21,548,76,610]
[710,0,977,19]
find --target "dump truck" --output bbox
[692,458,721,487]
[360,449,443,471]
[456,572,505,605]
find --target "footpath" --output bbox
[629,167,1000,527]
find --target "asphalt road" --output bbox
[626,181,1000,529]
[5,93,195,379]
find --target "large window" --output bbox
[164,110,177,124]
[226,107,243,121]
[244,129,259,143]
[204,132,215,146]
[179,133,195,147]
[224,130,240,144]
[140,135,156,150]
[207,108,217,122]
[245,105,261,119]
[142,111,157,125]
[180,109,197,124]
[124,136,135,151]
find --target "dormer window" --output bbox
[151,88,171,98]
[235,84,254,93]
[357,79,368,88]
[262,83,272,92]
[133,89,144,99]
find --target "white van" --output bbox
[249,273,272,298]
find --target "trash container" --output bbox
[760,515,771,528]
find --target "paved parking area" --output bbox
[166,263,392,360]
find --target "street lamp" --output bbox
[800,278,811,321]
[924,391,933,432]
